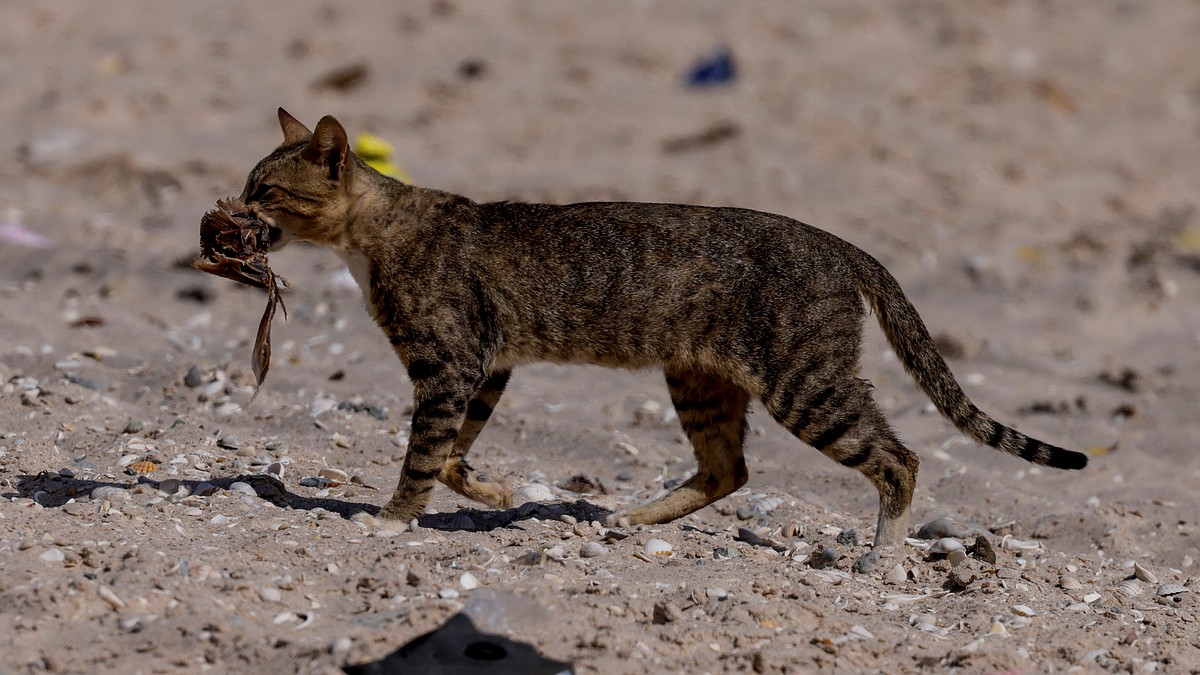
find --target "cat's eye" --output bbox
[249,185,280,203]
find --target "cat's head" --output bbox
[239,108,363,249]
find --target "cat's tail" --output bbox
[841,240,1087,470]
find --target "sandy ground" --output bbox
[1,1,1199,673]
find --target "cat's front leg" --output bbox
[379,359,483,522]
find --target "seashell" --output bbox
[90,486,129,502]
[125,460,157,476]
[513,483,553,505]
[1059,576,1083,590]
[990,621,1010,637]
[229,481,256,496]
[266,461,284,479]
[1133,562,1158,584]
[438,588,460,600]
[890,564,908,584]
[459,572,479,590]
[318,467,349,483]
[1011,604,1037,617]
[1156,584,1189,597]
[916,517,972,540]
[580,542,608,558]
[928,538,966,556]
[217,435,240,450]
[210,514,231,525]
[1115,579,1144,598]
[1083,592,1102,604]
[643,539,674,557]
[947,549,967,567]
[737,495,785,520]
[882,592,932,605]
[117,454,140,467]
[1000,535,1042,551]
[782,522,801,539]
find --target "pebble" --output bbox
[1083,592,1102,604]
[514,484,553,505]
[580,542,608,558]
[184,364,203,388]
[229,482,256,496]
[459,572,479,590]
[318,467,349,482]
[836,528,859,546]
[947,550,968,567]
[123,420,146,435]
[184,507,203,517]
[917,517,974,540]
[438,588,460,600]
[58,467,76,478]
[852,550,880,574]
[809,546,839,569]
[890,564,908,584]
[643,539,674,557]
[157,479,182,496]
[266,462,285,479]
[1011,604,1037,617]
[299,476,333,488]
[217,435,240,450]
[210,514,231,525]
[260,587,283,603]
[193,482,217,496]
[40,548,65,563]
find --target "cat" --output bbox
[228,108,1086,547]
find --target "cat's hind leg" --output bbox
[763,373,918,548]
[438,369,513,509]
[612,369,750,526]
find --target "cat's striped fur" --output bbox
[230,109,1086,547]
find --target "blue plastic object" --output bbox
[685,47,736,87]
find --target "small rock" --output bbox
[889,564,908,584]
[183,507,203,516]
[459,572,479,590]
[852,550,880,574]
[157,479,182,496]
[40,548,65,563]
[438,588,460,600]
[299,476,332,488]
[210,514,231,525]
[260,587,282,603]
[1011,604,1037,617]
[580,542,608,558]
[706,587,729,600]
[947,549,968,567]
[266,462,285,479]
[58,467,76,478]
[917,517,973,540]
[836,528,859,546]
[809,546,838,569]
[193,482,217,497]
[123,420,146,435]
[652,601,681,624]
[184,365,203,388]
[217,435,240,450]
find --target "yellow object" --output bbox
[354,132,411,183]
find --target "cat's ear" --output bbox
[302,115,350,181]
[278,107,312,144]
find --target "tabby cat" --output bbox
[229,109,1086,547]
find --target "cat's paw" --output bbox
[439,462,512,509]
[378,500,424,523]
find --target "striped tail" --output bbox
[841,240,1088,470]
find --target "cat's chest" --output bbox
[336,249,377,315]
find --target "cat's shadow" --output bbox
[10,472,612,533]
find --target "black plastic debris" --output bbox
[343,613,573,675]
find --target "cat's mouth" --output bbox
[265,224,285,250]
